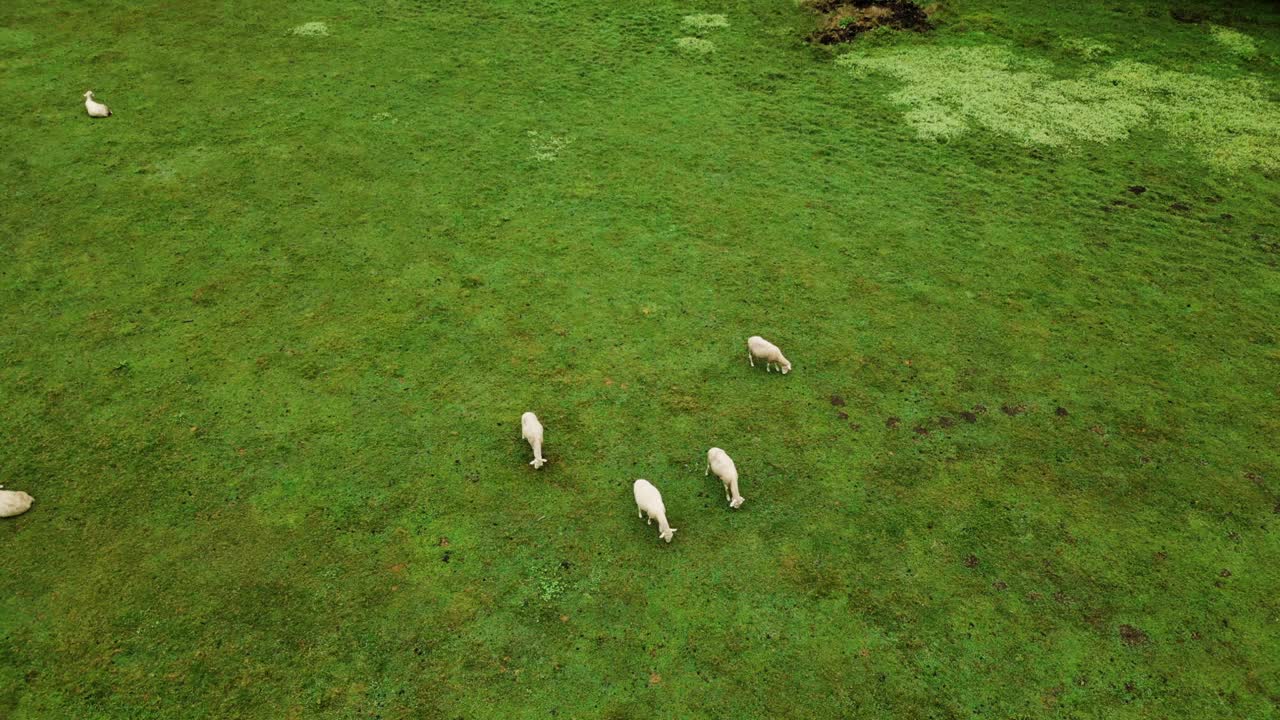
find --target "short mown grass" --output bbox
[1,0,1278,718]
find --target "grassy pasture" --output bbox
[1,0,1278,717]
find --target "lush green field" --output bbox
[2,0,1278,717]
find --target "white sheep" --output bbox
[706,447,744,509]
[83,90,112,118]
[520,412,546,469]
[747,336,791,374]
[633,479,677,543]
[0,485,34,518]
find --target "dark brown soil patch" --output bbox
[885,416,901,429]
[830,394,846,407]
[959,411,977,423]
[973,404,988,415]
[1119,624,1149,646]
[1055,406,1069,417]
[1027,591,1043,602]
[1219,568,1232,578]
[938,415,955,428]
[849,423,862,431]
[992,580,1008,591]
[836,411,849,420]
[805,0,932,44]
[913,425,929,436]
[1153,551,1167,562]
[1170,201,1191,212]
[964,554,978,568]
[1170,7,1207,23]
[1127,185,1147,195]
[1001,404,1027,416]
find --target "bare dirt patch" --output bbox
[938,415,955,428]
[885,416,901,429]
[1001,403,1027,416]
[1055,406,1069,417]
[830,394,846,406]
[1119,624,1149,646]
[804,0,932,44]
[959,410,977,423]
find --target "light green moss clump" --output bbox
[839,47,1142,147]
[1209,25,1258,57]
[1061,37,1113,60]
[527,131,572,161]
[840,45,1280,171]
[290,21,329,37]
[676,36,716,55]
[682,13,729,31]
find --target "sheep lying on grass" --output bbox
[521,412,546,469]
[633,479,677,543]
[83,91,111,118]
[0,486,34,518]
[747,336,791,374]
[706,448,744,509]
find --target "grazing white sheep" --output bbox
[83,90,112,118]
[633,479,677,543]
[747,336,791,374]
[0,486,34,518]
[706,447,744,509]
[520,412,546,469]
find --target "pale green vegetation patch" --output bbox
[1099,60,1280,171]
[675,36,716,55]
[682,13,729,31]
[840,45,1280,171]
[1210,24,1258,57]
[289,21,329,37]
[1061,37,1113,59]
[527,130,571,161]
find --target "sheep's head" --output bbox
[660,527,677,543]
[730,496,744,509]
[84,91,94,99]
[780,360,792,374]
[530,457,546,469]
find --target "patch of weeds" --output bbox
[682,14,729,31]
[527,131,571,161]
[1209,25,1257,58]
[675,36,716,55]
[1061,37,1113,60]
[839,44,1280,171]
[533,566,567,602]
[290,21,329,37]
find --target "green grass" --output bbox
[2,0,1278,717]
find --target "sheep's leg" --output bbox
[704,462,709,476]
[637,506,643,519]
